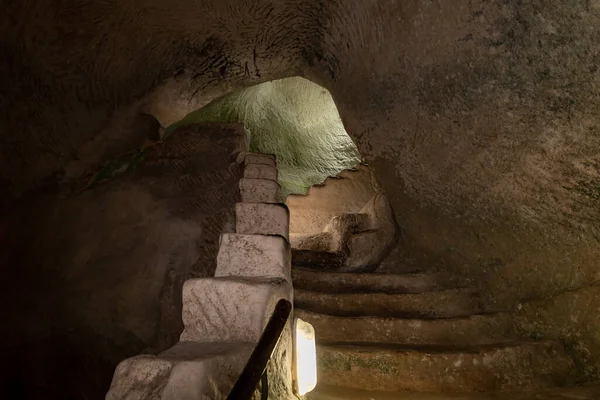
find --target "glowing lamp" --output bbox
[293,317,317,395]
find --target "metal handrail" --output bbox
[227,298,293,400]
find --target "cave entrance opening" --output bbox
[168,76,398,273]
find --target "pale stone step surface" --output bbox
[307,383,600,400]
[245,153,276,167]
[295,288,482,318]
[107,341,253,400]
[244,163,278,180]
[292,268,470,294]
[216,233,291,282]
[181,277,291,343]
[235,202,289,240]
[239,178,280,203]
[295,309,519,346]
[316,341,576,393]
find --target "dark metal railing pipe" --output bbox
[227,298,293,400]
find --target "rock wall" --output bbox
[516,286,600,380]
[286,165,379,235]
[312,1,600,377]
[0,123,247,398]
[107,153,295,400]
[165,77,362,197]
[2,0,600,389]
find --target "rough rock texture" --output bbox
[316,341,575,392]
[312,0,600,374]
[295,310,519,347]
[290,213,369,253]
[244,154,277,168]
[235,203,290,240]
[180,277,290,343]
[0,123,246,398]
[515,285,600,380]
[244,163,278,181]
[291,268,470,294]
[287,165,378,235]
[290,191,399,272]
[239,178,282,203]
[293,266,579,396]
[2,0,600,396]
[165,77,362,196]
[106,341,254,400]
[343,192,400,271]
[290,249,346,271]
[107,154,296,400]
[295,288,482,318]
[216,234,291,281]
[308,383,600,400]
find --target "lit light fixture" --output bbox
[293,317,317,395]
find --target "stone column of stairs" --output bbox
[107,153,295,400]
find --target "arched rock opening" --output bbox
[159,76,400,272]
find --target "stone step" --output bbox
[292,268,469,294]
[295,288,482,318]
[295,310,519,346]
[244,153,276,167]
[244,163,278,180]
[290,232,334,253]
[181,276,291,343]
[316,341,576,393]
[107,341,253,399]
[292,249,346,270]
[235,202,289,240]
[290,213,371,253]
[216,233,291,282]
[239,178,280,203]
[306,383,600,400]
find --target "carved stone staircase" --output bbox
[106,153,295,399]
[103,148,597,399]
[292,267,580,398]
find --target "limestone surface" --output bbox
[289,191,399,272]
[294,288,482,318]
[106,341,254,400]
[235,202,290,240]
[316,341,576,392]
[244,153,276,167]
[307,382,600,400]
[244,163,278,181]
[180,277,291,343]
[286,166,378,235]
[291,268,470,294]
[342,192,399,272]
[4,0,600,395]
[239,178,281,204]
[215,233,291,282]
[295,309,519,347]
